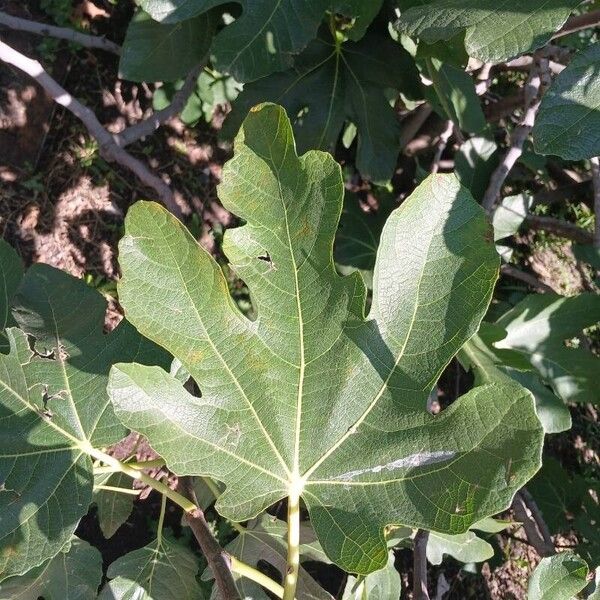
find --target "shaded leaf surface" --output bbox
[0,265,168,581]
[0,537,102,600]
[100,537,203,600]
[397,0,581,63]
[533,43,600,160]
[138,0,382,82]
[222,31,422,183]
[119,10,214,82]
[109,104,543,574]
[204,515,332,600]
[93,472,135,539]
[0,240,23,352]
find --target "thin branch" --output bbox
[400,104,433,150]
[483,54,551,212]
[553,9,600,39]
[525,214,593,244]
[178,477,241,600]
[504,56,565,75]
[431,120,454,174]
[512,489,555,557]
[413,530,430,600]
[591,157,600,248]
[500,264,555,294]
[0,10,120,55]
[0,40,181,216]
[116,64,203,147]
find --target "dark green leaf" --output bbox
[120,10,215,82]
[138,0,383,82]
[533,43,600,160]
[222,31,422,183]
[397,0,582,63]
[0,240,22,339]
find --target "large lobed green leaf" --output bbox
[397,0,582,63]
[222,29,422,183]
[109,103,544,574]
[0,264,168,581]
[533,43,600,161]
[137,0,383,82]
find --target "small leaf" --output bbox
[493,194,533,242]
[100,537,203,600]
[424,57,486,133]
[109,104,543,574]
[397,0,582,63]
[495,293,600,403]
[342,552,400,599]
[427,530,494,566]
[0,537,102,600]
[471,517,513,534]
[533,43,600,160]
[93,472,135,539]
[120,10,215,82]
[455,136,499,202]
[459,323,571,434]
[528,553,589,600]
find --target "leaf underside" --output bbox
[109,103,544,574]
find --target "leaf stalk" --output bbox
[283,488,301,600]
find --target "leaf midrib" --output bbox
[302,201,441,481]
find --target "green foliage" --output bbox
[533,43,600,160]
[108,103,543,574]
[0,264,169,581]
[119,10,215,82]
[4,0,600,593]
[397,0,582,63]
[222,29,422,183]
[0,537,102,600]
[205,516,333,599]
[342,552,400,599]
[137,0,382,82]
[99,536,204,599]
[528,553,590,600]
